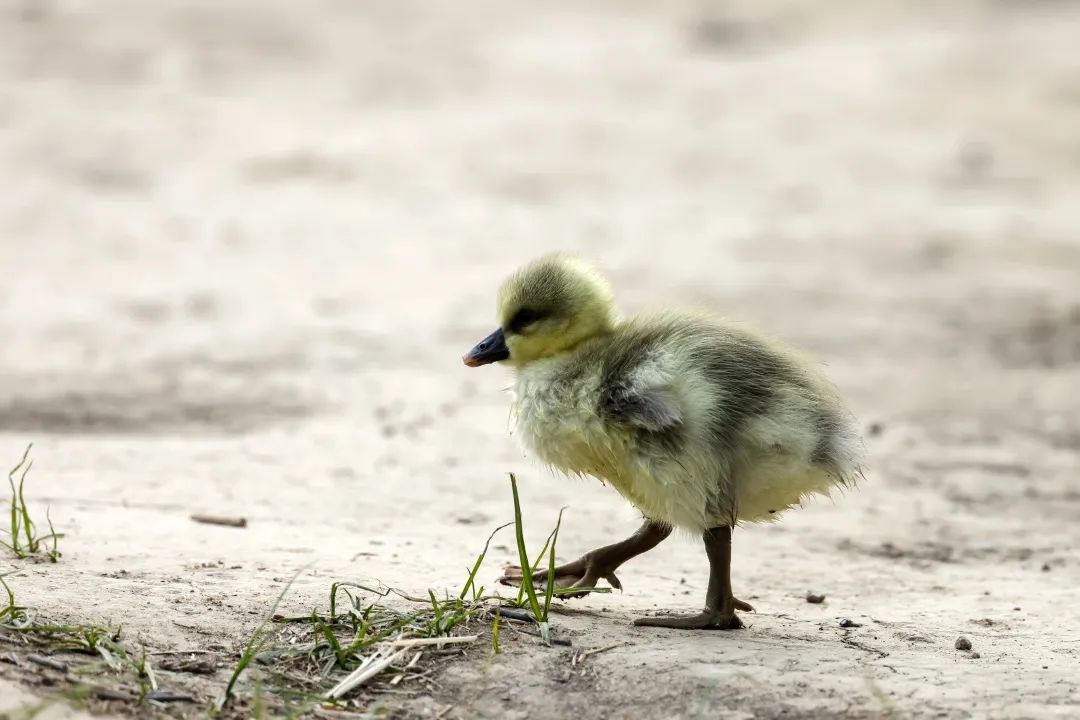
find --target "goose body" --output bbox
[512,314,862,532]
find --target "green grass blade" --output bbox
[316,617,347,669]
[17,460,36,553]
[459,521,513,601]
[214,564,308,713]
[514,523,555,607]
[428,589,444,634]
[329,581,344,618]
[328,582,391,619]
[6,444,31,557]
[45,507,61,562]
[0,573,16,622]
[7,475,18,555]
[509,473,548,644]
[542,508,566,622]
[3,445,62,562]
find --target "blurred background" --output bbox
[0,0,1078,713]
[2,0,1078,484]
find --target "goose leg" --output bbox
[634,525,752,630]
[498,519,672,596]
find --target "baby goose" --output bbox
[463,255,863,630]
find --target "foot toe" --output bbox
[498,565,586,591]
[496,566,524,587]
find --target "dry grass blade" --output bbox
[325,647,408,699]
[388,636,477,649]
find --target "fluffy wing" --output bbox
[600,359,683,432]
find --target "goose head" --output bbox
[463,255,617,369]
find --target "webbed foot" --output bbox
[498,553,622,598]
[633,599,751,630]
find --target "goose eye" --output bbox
[508,308,544,333]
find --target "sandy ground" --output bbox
[1,0,1079,717]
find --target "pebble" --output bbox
[955,636,972,651]
[839,619,862,628]
[806,592,826,604]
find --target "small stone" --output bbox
[839,619,862,628]
[955,636,972,651]
[806,592,826,604]
[1041,563,1051,572]
[971,652,981,659]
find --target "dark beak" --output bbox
[463,328,509,367]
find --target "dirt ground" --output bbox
[1,0,1079,717]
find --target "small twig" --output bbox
[496,607,535,622]
[580,641,627,660]
[146,691,197,703]
[26,654,68,672]
[572,641,628,666]
[190,515,247,528]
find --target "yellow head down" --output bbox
[463,255,617,368]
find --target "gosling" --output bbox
[463,255,863,630]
